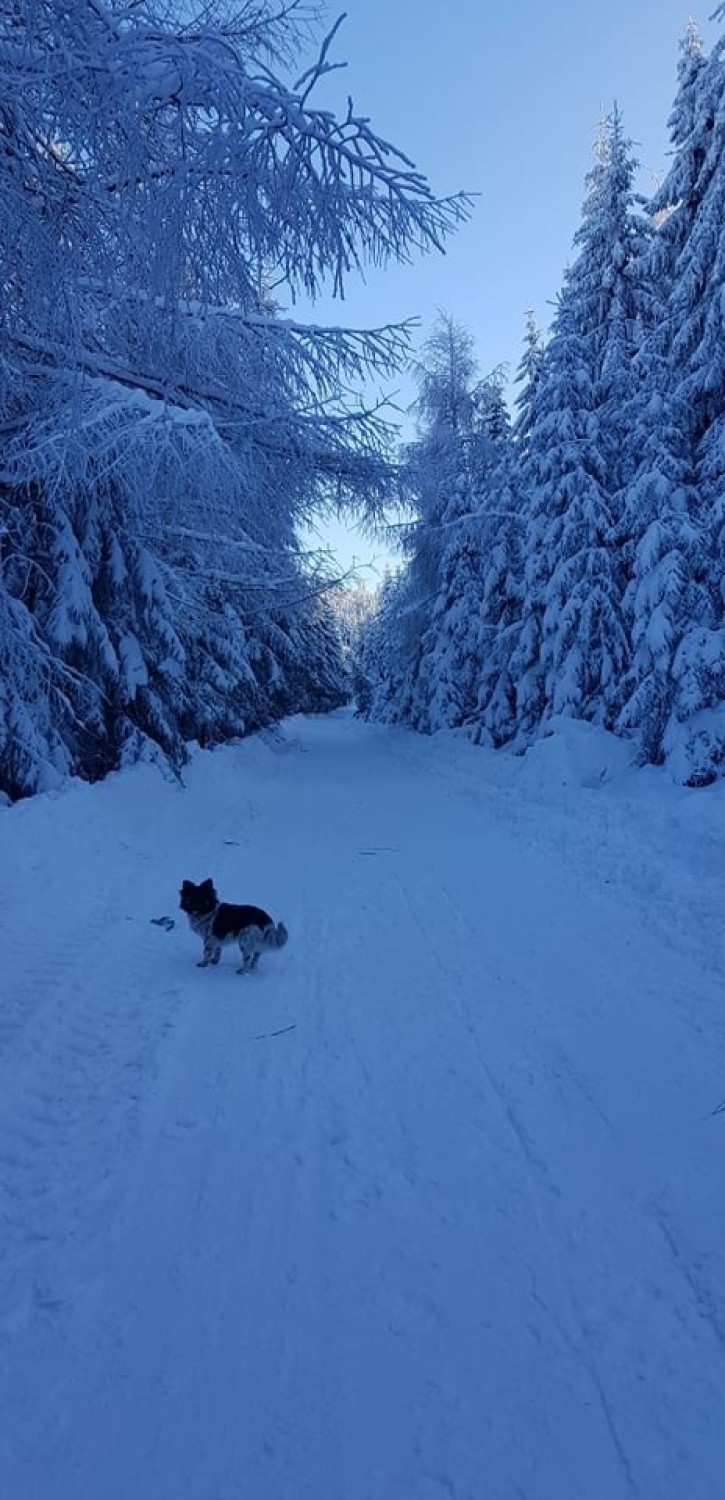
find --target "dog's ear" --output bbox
[201,878,215,891]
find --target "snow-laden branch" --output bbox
[1,0,470,303]
[0,0,471,796]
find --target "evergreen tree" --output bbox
[354,571,409,723]
[513,310,546,445]
[510,300,624,732]
[425,375,515,735]
[296,598,351,714]
[617,376,705,766]
[511,111,648,736]
[328,583,377,663]
[392,316,480,730]
[622,20,725,781]
[0,585,71,799]
[472,390,524,746]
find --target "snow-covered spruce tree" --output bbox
[649,20,710,262]
[616,25,712,771]
[351,594,379,719]
[250,582,350,720]
[293,596,351,714]
[470,311,548,749]
[385,315,481,731]
[0,0,467,797]
[617,373,706,768]
[362,319,523,742]
[511,111,649,738]
[469,379,525,747]
[512,309,546,444]
[420,505,484,734]
[422,373,518,737]
[509,300,615,735]
[651,15,725,782]
[567,108,652,453]
[0,574,72,800]
[354,568,411,723]
[328,583,377,665]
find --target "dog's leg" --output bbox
[236,933,256,974]
[198,939,221,968]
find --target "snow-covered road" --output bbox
[2,712,725,1500]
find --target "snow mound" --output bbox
[518,715,637,791]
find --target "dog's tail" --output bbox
[263,920,289,951]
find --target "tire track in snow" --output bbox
[0,770,268,1477]
[391,866,641,1499]
[651,1204,725,1354]
[386,804,725,1500]
[0,916,183,1336]
[0,770,333,1499]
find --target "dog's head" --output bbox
[179,878,217,916]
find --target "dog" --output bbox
[179,878,288,974]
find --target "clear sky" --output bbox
[294,0,719,579]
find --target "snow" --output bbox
[2,710,725,1499]
[119,631,149,692]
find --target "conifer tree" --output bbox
[513,310,546,445]
[392,316,480,730]
[425,375,515,735]
[619,22,725,780]
[512,111,648,735]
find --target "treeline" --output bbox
[359,24,725,785]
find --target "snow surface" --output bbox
[2,710,725,1500]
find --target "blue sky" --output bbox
[294,0,719,578]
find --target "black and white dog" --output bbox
[179,878,288,974]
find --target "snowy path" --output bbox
[2,713,725,1500]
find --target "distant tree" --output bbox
[471,388,525,746]
[329,583,377,660]
[424,374,515,735]
[513,309,546,446]
[354,570,410,722]
[390,315,481,729]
